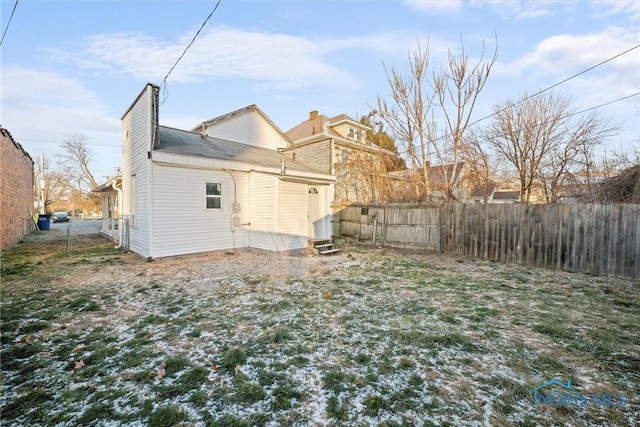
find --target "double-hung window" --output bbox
[205,182,222,209]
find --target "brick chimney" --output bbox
[309,110,318,120]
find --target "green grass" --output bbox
[1,235,638,426]
[148,405,189,427]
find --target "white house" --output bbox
[119,83,334,259]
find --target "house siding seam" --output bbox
[1,128,34,250]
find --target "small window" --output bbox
[348,127,355,139]
[205,182,222,209]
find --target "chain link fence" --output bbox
[66,218,129,256]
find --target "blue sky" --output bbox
[2,0,639,182]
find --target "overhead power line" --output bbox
[0,0,19,47]
[424,43,640,146]
[506,92,640,134]
[160,0,223,104]
[468,43,640,129]
[17,138,120,148]
[565,91,640,118]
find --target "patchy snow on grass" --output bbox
[1,236,638,426]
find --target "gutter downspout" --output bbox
[112,180,124,248]
[222,169,239,251]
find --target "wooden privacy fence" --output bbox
[337,205,441,251]
[336,203,640,279]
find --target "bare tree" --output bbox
[460,131,502,203]
[483,92,617,203]
[375,38,435,199]
[375,35,497,201]
[609,139,640,170]
[56,134,101,213]
[58,134,99,192]
[432,35,497,200]
[34,157,68,212]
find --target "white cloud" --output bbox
[1,66,119,152]
[469,0,573,21]
[491,26,639,139]
[403,0,463,14]
[66,26,360,90]
[500,26,639,77]
[591,0,640,20]
[1,66,122,178]
[405,0,575,20]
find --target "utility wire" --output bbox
[563,91,640,119]
[492,92,640,137]
[426,43,640,145]
[17,138,121,148]
[405,92,640,159]
[467,43,640,129]
[160,0,222,104]
[0,0,19,47]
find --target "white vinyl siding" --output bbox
[276,180,308,250]
[247,173,277,251]
[121,85,156,258]
[150,165,247,258]
[248,174,311,252]
[203,110,288,150]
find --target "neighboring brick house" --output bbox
[1,127,34,250]
[282,111,393,207]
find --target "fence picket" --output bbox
[337,202,639,279]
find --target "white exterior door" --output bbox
[307,186,322,239]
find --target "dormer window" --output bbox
[348,127,355,139]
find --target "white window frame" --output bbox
[205,181,222,210]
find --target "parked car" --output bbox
[52,211,71,223]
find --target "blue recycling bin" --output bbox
[38,214,51,230]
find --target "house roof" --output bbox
[93,176,122,193]
[429,162,465,186]
[470,182,496,198]
[284,112,397,158]
[286,111,370,141]
[492,191,521,200]
[285,114,344,141]
[156,125,326,175]
[190,104,292,145]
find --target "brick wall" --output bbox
[1,127,34,250]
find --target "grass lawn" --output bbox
[1,231,638,426]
